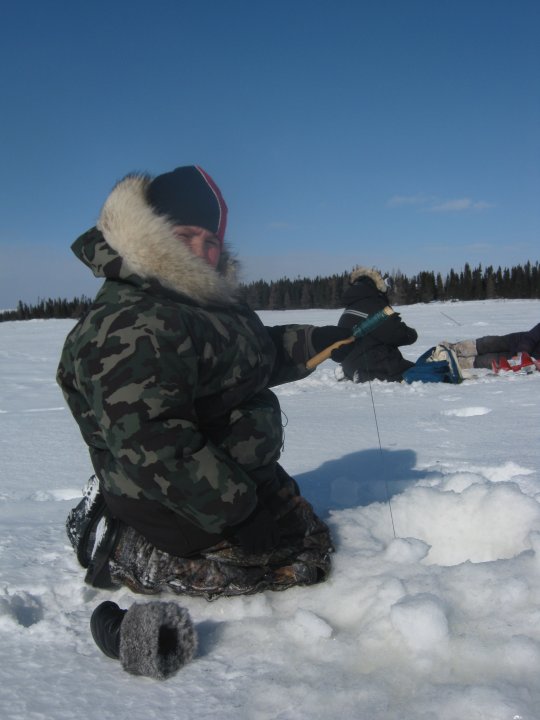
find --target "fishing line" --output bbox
[365,376,397,538]
[440,311,461,326]
[348,301,397,538]
[308,308,398,537]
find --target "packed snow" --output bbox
[1,299,539,720]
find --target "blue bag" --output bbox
[403,345,463,384]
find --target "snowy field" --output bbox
[1,298,540,720]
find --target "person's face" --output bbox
[173,225,221,268]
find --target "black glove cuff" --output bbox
[310,326,352,354]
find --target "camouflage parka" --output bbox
[57,174,319,557]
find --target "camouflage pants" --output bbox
[108,497,333,601]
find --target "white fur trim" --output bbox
[349,266,387,292]
[97,174,239,306]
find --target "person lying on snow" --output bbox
[442,322,540,372]
[335,267,418,382]
[57,165,353,605]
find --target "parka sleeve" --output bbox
[384,316,418,346]
[339,291,417,348]
[264,324,317,386]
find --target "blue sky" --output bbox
[1,0,538,308]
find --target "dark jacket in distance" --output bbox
[337,267,418,382]
[475,322,540,366]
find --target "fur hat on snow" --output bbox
[120,602,197,679]
[147,166,228,244]
[91,600,197,680]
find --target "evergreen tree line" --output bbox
[1,261,539,322]
[237,261,540,310]
[0,296,93,322]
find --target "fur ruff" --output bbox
[97,174,239,306]
[349,266,387,292]
[119,601,197,680]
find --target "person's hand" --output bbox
[310,326,352,353]
[330,343,354,362]
[231,506,281,555]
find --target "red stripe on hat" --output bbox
[195,166,228,244]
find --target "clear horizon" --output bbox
[1,0,538,308]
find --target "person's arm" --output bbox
[264,325,316,385]
[265,324,351,385]
[339,294,417,348]
[384,316,418,346]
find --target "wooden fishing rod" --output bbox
[306,306,396,370]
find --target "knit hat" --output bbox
[147,165,228,243]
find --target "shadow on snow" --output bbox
[295,448,427,517]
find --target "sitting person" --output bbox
[336,267,418,382]
[57,165,354,604]
[444,322,540,370]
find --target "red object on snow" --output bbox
[492,352,538,374]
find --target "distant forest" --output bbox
[1,261,539,322]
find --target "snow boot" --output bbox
[66,475,121,589]
[90,600,197,679]
[443,339,477,359]
[84,513,122,589]
[66,475,105,567]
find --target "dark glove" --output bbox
[404,327,418,345]
[310,326,353,353]
[230,506,281,555]
[330,343,355,362]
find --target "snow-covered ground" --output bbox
[1,299,539,720]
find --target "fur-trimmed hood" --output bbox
[349,266,387,292]
[72,173,240,307]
